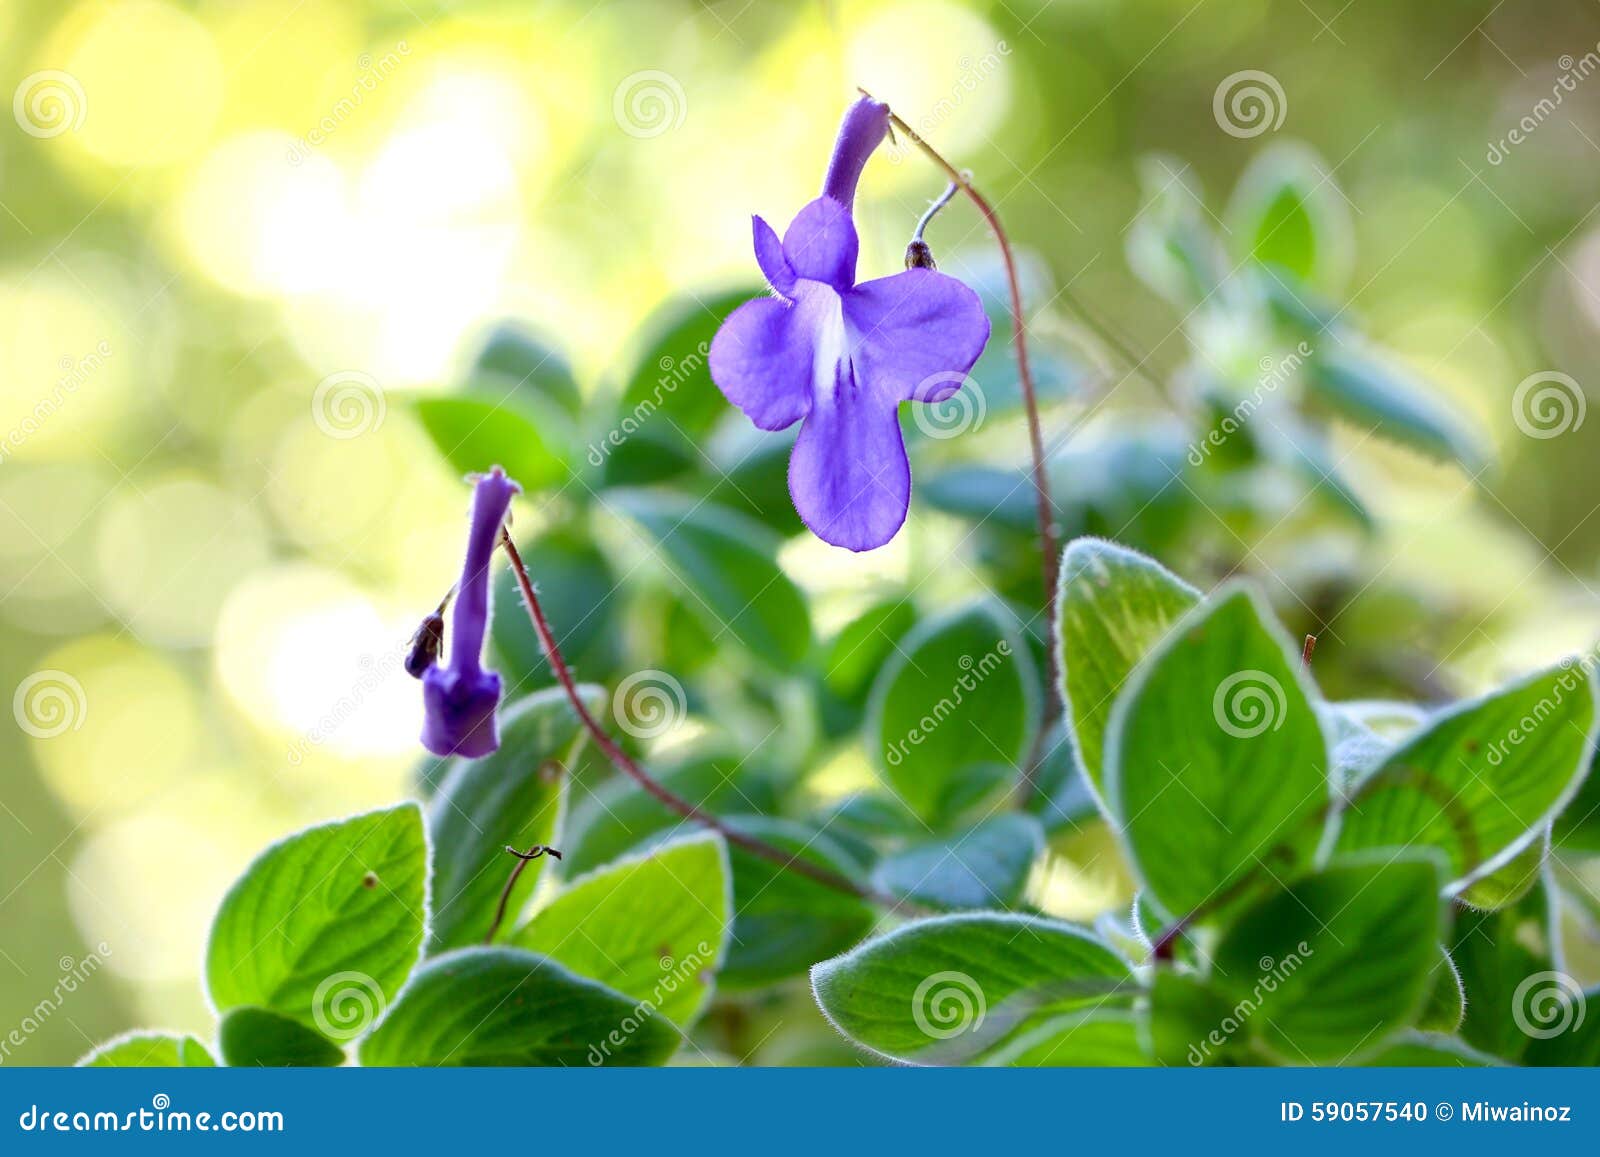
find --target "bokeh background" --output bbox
[5,0,1600,1064]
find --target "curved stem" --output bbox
[863,89,1059,800]
[499,531,907,911]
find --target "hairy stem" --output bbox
[485,843,559,944]
[499,530,903,910]
[863,89,1061,802]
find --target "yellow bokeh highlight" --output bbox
[47,0,223,168]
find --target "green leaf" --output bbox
[811,912,1135,1064]
[217,1007,345,1067]
[1147,969,1243,1067]
[512,833,730,1029]
[1554,748,1600,851]
[1419,948,1467,1034]
[1226,143,1352,291]
[1352,1032,1499,1066]
[870,814,1044,910]
[1305,344,1489,471]
[1025,722,1100,833]
[1056,537,1199,799]
[79,1032,215,1068]
[1105,586,1330,916]
[1125,155,1228,307]
[983,1009,1151,1066]
[427,686,599,951]
[206,804,426,1036]
[357,947,681,1066]
[606,490,811,668]
[560,750,780,876]
[490,530,619,686]
[1524,986,1600,1066]
[1334,662,1596,889]
[1211,856,1443,1062]
[1452,875,1559,1062]
[822,598,918,705]
[1459,831,1548,911]
[720,816,875,989]
[411,394,572,492]
[466,322,582,416]
[866,600,1038,825]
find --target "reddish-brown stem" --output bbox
[485,844,559,944]
[1302,634,1317,668]
[499,531,903,910]
[864,89,1060,800]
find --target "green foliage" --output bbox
[866,600,1038,825]
[1106,586,1328,915]
[358,947,681,1066]
[205,804,427,1034]
[79,1033,215,1068]
[217,1007,345,1067]
[426,687,597,950]
[870,814,1044,911]
[512,833,730,1028]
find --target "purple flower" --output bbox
[709,96,991,552]
[420,466,520,758]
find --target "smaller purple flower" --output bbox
[420,466,520,758]
[709,96,992,552]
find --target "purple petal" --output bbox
[421,665,503,758]
[821,96,890,208]
[844,269,992,402]
[782,197,858,291]
[752,215,796,296]
[788,363,910,552]
[709,296,813,431]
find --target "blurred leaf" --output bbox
[358,947,680,1066]
[866,600,1038,826]
[1107,586,1329,917]
[412,393,573,492]
[1266,412,1373,530]
[1554,748,1600,852]
[1226,143,1352,292]
[561,751,780,876]
[607,489,811,669]
[1057,536,1200,798]
[427,686,599,951]
[1419,948,1466,1034]
[1212,856,1442,1062]
[1453,878,1559,1062]
[1305,344,1489,471]
[1524,986,1600,1066]
[206,804,425,1029]
[810,913,1134,1064]
[1126,155,1228,307]
[1024,722,1099,833]
[513,833,730,1029]
[490,529,620,687]
[78,1033,215,1068]
[720,815,874,990]
[704,427,802,535]
[466,321,582,417]
[1353,1033,1498,1066]
[822,598,917,706]
[1147,969,1241,1066]
[1335,662,1595,888]
[217,1007,344,1067]
[870,814,1044,911]
[1459,832,1548,911]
